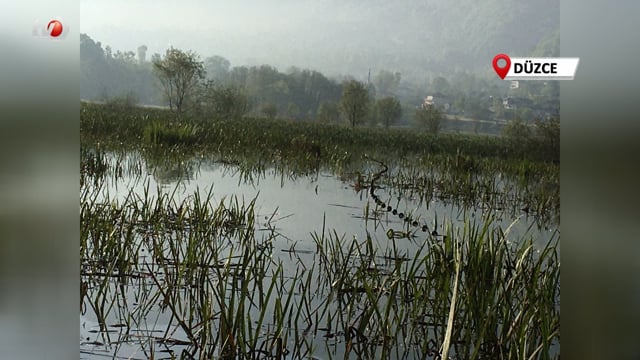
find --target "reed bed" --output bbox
[81,102,559,223]
[81,101,559,358]
[82,147,559,227]
[81,181,559,359]
[81,102,558,167]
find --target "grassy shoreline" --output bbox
[81,102,559,224]
[81,102,559,164]
[80,102,560,359]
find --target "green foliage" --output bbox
[414,106,443,134]
[153,47,205,112]
[260,102,278,119]
[81,102,560,166]
[340,80,370,128]
[81,100,560,222]
[81,34,159,104]
[104,91,138,109]
[463,96,492,120]
[193,80,249,120]
[491,97,504,119]
[81,177,559,359]
[286,102,300,120]
[289,134,321,161]
[516,107,535,122]
[317,101,341,124]
[81,31,558,134]
[376,97,402,128]
[221,65,344,121]
[503,118,532,141]
[142,121,200,147]
[534,117,560,162]
[432,76,451,94]
[373,70,402,97]
[203,55,231,81]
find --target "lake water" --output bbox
[81,151,559,359]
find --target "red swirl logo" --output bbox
[47,20,63,37]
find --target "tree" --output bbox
[535,117,559,144]
[464,97,490,120]
[516,107,534,122]
[491,96,505,119]
[431,76,450,95]
[114,50,136,65]
[373,70,401,97]
[376,97,402,128]
[136,45,148,64]
[153,47,204,112]
[194,80,249,119]
[260,102,277,119]
[340,80,370,128]
[414,106,443,134]
[286,102,300,120]
[80,34,105,63]
[204,55,231,81]
[80,34,159,105]
[503,118,532,141]
[534,117,559,161]
[317,101,340,124]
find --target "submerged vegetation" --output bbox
[81,184,559,359]
[81,102,559,359]
[81,102,559,164]
[82,102,559,223]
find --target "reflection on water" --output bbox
[92,151,557,250]
[81,150,559,359]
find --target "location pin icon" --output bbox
[492,54,511,80]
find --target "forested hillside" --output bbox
[81,0,559,124]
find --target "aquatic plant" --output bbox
[81,181,559,359]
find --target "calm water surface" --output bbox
[81,152,559,359]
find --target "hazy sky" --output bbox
[81,0,349,64]
[80,0,559,78]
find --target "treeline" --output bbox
[212,63,344,121]
[80,34,158,104]
[81,33,559,128]
[81,34,345,120]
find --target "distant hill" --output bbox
[224,0,560,78]
[82,0,558,81]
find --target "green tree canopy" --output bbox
[317,101,340,124]
[503,118,532,141]
[153,47,204,112]
[373,70,401,97]
[431,76,450,95]
[260,102,277,119]
[340,80,370,128]
[194,80,249,120]
[414,106,443,134]
[376,97,402,128]
[286,102,300,120]
[534,117,559,161]
[204,55,231,81]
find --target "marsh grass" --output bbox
[143,120,201,147]
[81,101,559,359]
[81,101,558,168]
[81,101,559,223]
[81,180,559,359]
[82,147,559,227]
